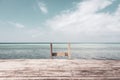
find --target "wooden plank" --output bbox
[0,77,120,80]
[0,60,120,80]
[52,52,68,56]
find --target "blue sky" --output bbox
[0,0,120,42]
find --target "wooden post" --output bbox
[50,43,53,59]
[68,43,71,59]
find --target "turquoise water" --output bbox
[0,43,120,59]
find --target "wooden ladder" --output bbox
[50,43,71,59]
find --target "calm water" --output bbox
[0,43,120,59]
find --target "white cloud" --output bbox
[6,0,118,42]
[44,0,120,42]
[8,22,25,28]
[38,1,48,14]
[77,0,112,14]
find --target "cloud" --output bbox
[38,1,48,14]
[8,21,25,28]
[5,0,118,42]
[76,0,112,14]
[44,0,120,42]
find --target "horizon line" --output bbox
[0,42,120,44]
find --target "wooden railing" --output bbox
[50,43,71,59]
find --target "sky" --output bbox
[0,0,120,42]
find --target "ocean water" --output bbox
[0,43,120,59]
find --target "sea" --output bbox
[0,43,120,59]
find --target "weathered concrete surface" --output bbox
[0,59,120,80]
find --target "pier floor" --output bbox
[0,59,120,80]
